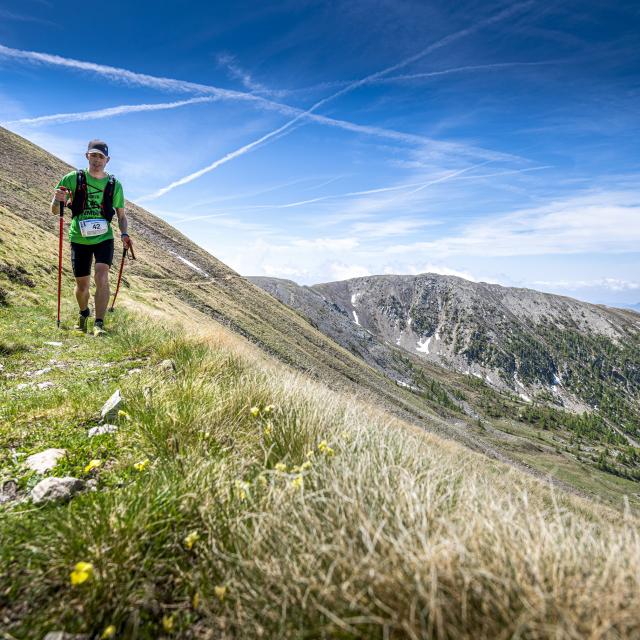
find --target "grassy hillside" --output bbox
[2,128,640,637]
[2,290,640,638]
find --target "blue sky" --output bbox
[1,0,639,306]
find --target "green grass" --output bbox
[2,299,640,639]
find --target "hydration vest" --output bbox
[68,169,116,223]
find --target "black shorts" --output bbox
[70,240,114,278]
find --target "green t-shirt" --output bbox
[56,170,125,245]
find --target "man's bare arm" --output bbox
[116,208,132,250]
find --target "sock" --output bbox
[95,318,104,326]
[80,308,90,318]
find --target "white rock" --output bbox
[31,477,85,504]
[101,389,122,420]
[88,424,118,437]
[126,368,142,376]
[37,381,54,390]
[25,448,66,473]
[16,383,31,390]
[32,367,53,377]
[158,359,176,372]
[44,341,63,347]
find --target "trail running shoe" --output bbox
[73,313,88,332]
[93,322,106,337]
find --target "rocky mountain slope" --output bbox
[251,274,640,442]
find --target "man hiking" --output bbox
[51,139,132,336]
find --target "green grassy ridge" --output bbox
[2,301,640,638]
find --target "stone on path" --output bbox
[88,424,118,437]
[101,389,122,421]
[158,359,176,372]
[25,448,66,473]
[31,477,85,504]
[0,479,18,504]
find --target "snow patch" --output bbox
[350,293,360,305]
[169,251,209,277]
[514,373,525,389]
[519,393,532,403]
[416,336,431,354]
[553,374,562,385]
[407,317,412,327]
[395,380,420,392]
[352,310,360,325]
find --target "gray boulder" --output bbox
[25,448,66,473]
[100,389,122,421]
[88,424,118,437]
[31,477,85,504]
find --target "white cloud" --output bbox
[292,238,359,251]
[329,263,371,281]
[383,188,640,258]
[533,278,640,291]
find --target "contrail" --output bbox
[0,42,526,164]
[140,2,534,200]
[169,166,551,224]
[381,61,556,84]
[1,97,216,127]
[0,43,444,148]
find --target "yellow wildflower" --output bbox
[290,475,303,490]
[117,410,131,420]
[263,423,273,436]
[235,480,249,501]
[101,625,116,639]
[84,459,102,474]
[214,585,227,601]
[250,406,260,417]
[162,614,174,632]
[264,404,276,415]
[318,441,335,457]
[301,461,312,471]
[70,561,94,585]
[305,450,314,459]
[291,465,301,473]
[183,531,200,550]
[257,475,268,488]
[133,458,150,472]
[274,462,287,473]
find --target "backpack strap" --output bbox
[101,175,116,223]
[69,169,87,218]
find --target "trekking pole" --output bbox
[56,200,64,328]
[109,243,135,312]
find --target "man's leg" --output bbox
[75,276,90,311]
[94,262,111,322]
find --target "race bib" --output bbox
[79,218,108,238]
